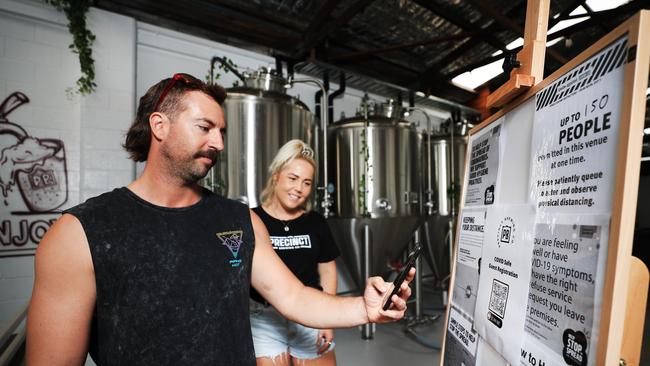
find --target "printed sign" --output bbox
[530,36,627,214]
[474,204,536,366]
[443,208,487,366]
[520,215,609,366]
[464,119,503,207]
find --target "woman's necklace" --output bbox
[279,219,290,232]
[265,205,299,232]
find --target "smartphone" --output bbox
[382,244,421,311]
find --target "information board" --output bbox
[441,11,649,366]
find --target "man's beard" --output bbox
[162,145,218,183]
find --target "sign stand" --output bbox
[486,0,549,109]
[620,257,649,366]
[488,4,650,363]
[441,7,650,366]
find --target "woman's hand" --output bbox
[316,329,334,355]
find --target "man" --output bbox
[26,73,414,365]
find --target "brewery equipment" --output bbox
[419,115,470,285]
[328,98,421,310]
[206,61,316,207]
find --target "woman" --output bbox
[250,139,339,366]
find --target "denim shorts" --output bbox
[249,300,335,359]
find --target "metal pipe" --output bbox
[275,56,283,78]
[362,224,373,339]
[286,76,332,217]
[414,228,422,318]
[327,72,346,124]
[447,110,458,282]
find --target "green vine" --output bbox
[205,56,240,86]
[45,0,96,95]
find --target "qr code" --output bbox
[488,279,509,319]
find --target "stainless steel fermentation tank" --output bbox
[327,102,421,295]
[207,68,316,206]
[420,122,468,283]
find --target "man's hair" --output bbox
[260,139,317,211]
[123,73,227,162]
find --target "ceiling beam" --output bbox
[302,0,344,36]
[428,0,648,91]
[325,32,477,62]
[416,0,587,92]
[94,0,302,51]
[411,0,508,52]
[466,0,567,63]
[293,0,376,58]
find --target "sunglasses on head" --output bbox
[153,73,201,112]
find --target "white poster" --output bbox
[474,204,536,366]
[520,214,609,366]
[453,209,486,317]
[443,208,486,365]
[464,119,503,207]
[530,35,627,214]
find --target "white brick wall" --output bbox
[0,1,135,338]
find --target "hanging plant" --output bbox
[45,0,96,95]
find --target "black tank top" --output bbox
[65,187,256,365]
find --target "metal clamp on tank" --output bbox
[404,191,419,205]
[375,198,392,211]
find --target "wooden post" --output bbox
[486,0,549,109]
[620,256,649,366]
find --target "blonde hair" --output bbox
[260,139,317,210]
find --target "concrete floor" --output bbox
[334,314,444,366]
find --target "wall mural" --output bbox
[0,92,69,256]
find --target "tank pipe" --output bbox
[362,224,373,339]
[287,60,295,81]
[314,71,329,128]
[414,229,422,318]
[210,56,245,83]
[286,76,333,218]
[327,72,346,125]
[275,56,283,78]
[447,110,460,283]
[406,107,434,216]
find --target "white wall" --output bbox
[0,0,135,334]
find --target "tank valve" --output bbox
[375,198,392,211]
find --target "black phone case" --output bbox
[382,245,421,311]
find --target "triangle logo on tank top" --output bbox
[216,230,243,267]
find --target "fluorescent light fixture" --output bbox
[586,0,628,12]
[547,37,564,47]
[569,6,588,16]
[548,16,588,34]
[646,87,649,96]
[506,37,524,50]
[644,127,650,135]
[451,59,504,91]
[415,91,426,97]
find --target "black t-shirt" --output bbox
[66,188,256,365]
[250,206,340,304]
